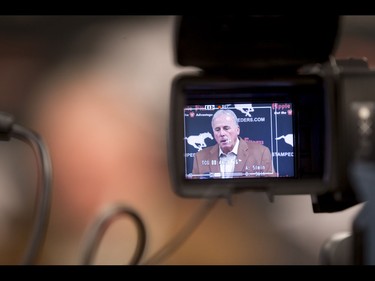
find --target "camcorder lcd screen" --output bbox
[183,101,295,180]
[171,76,326,197]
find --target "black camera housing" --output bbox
[176,15,339,70]
[169,16,368,212]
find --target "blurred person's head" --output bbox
[21,16,184,264]
[0,16,119,264]
[0,16,183,265]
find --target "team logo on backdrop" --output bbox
[234,104,254,117]
[185,132,213,151]
[275,134,294,147]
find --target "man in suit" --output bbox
[192,109,275,178]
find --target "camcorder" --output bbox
[169,16,375,214]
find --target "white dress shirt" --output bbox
[219,138,239,178]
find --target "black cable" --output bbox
[0,112,53,265]
[142,197,218,265]
[80,204,147,265]
[0,112,14,141]
[11,124,53,265]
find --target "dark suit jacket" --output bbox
[192,138,275,178]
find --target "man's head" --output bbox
[211,109,240,154]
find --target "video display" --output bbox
[183,102,295,179]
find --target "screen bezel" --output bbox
[169,73,327,198]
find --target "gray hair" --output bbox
[211,109,239,128]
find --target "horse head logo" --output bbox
[275,134,294,147]
[185,132,214,151]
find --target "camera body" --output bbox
[169,16,375,212]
